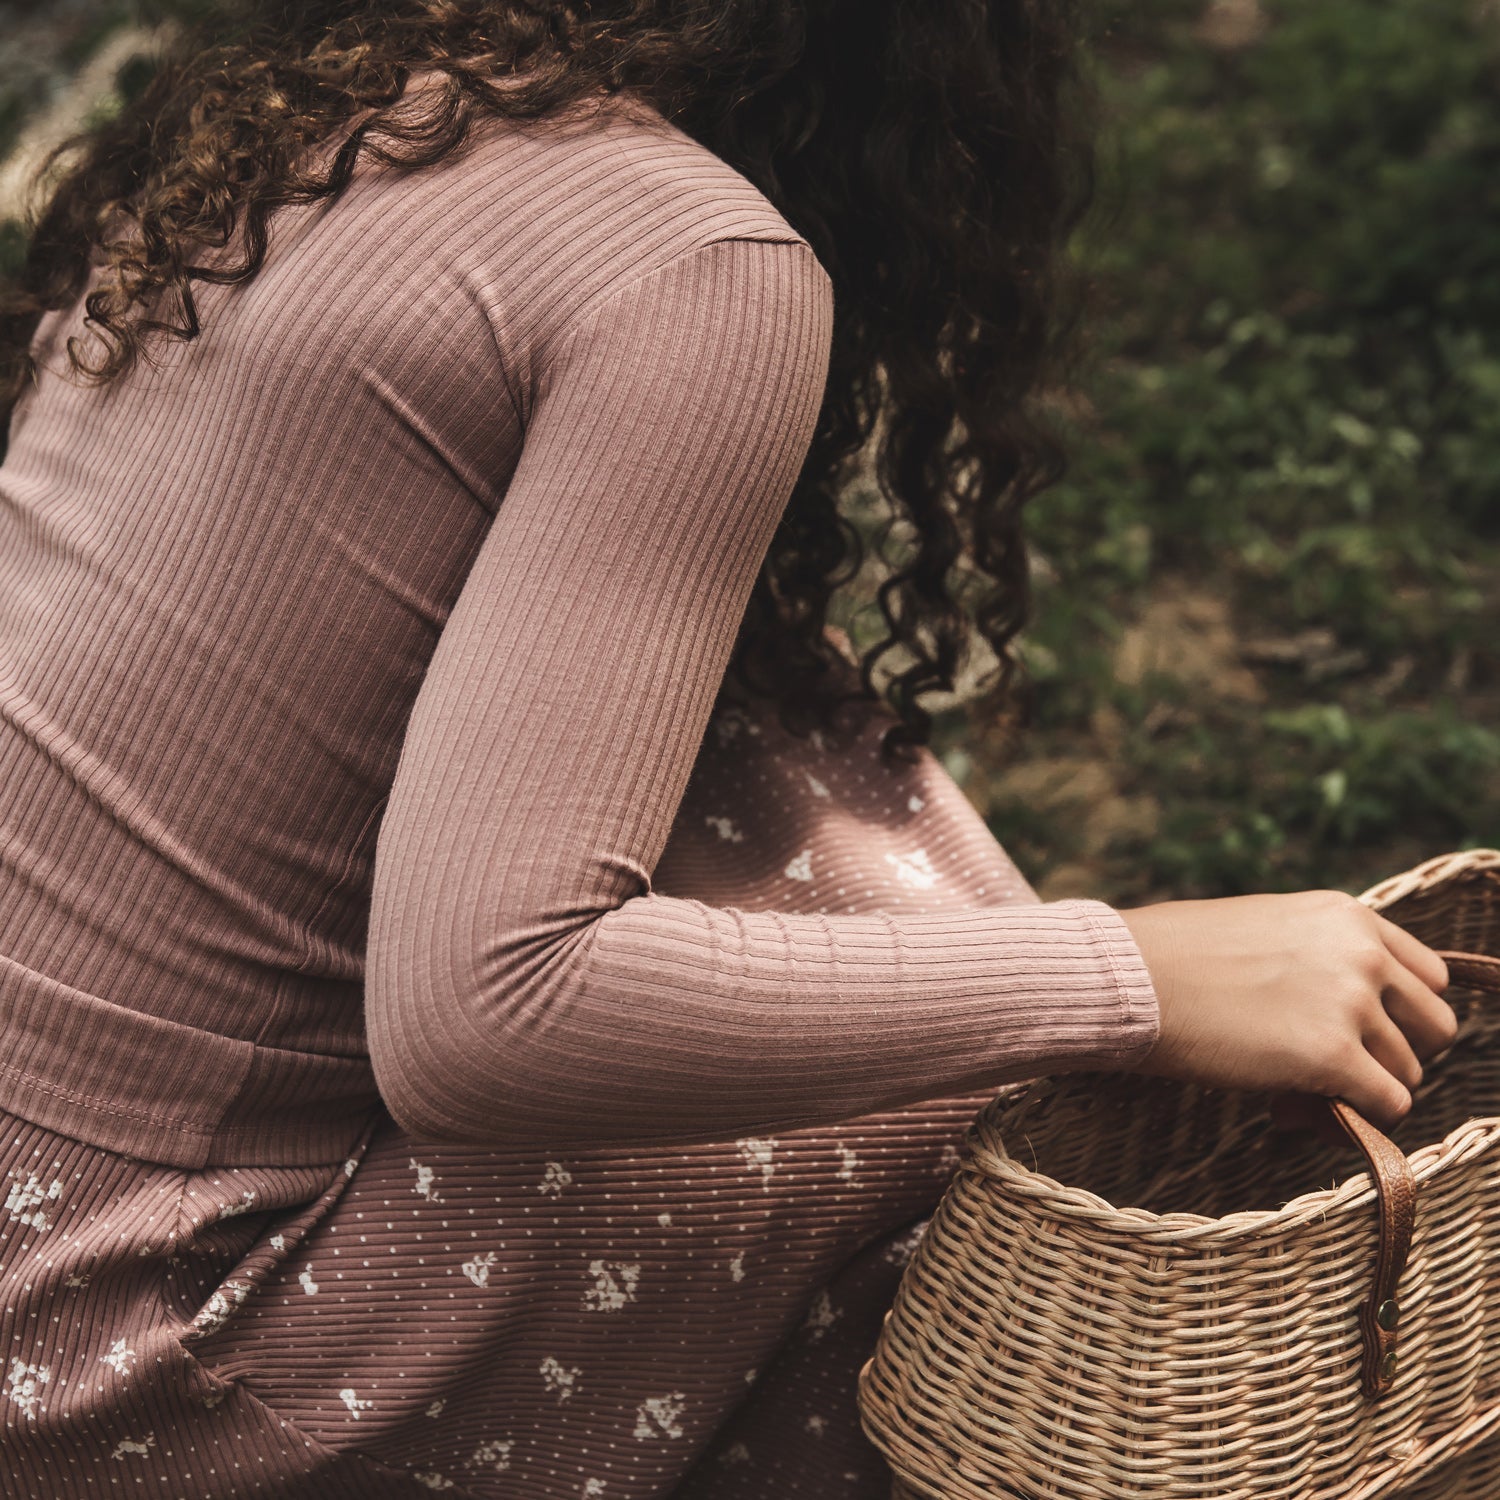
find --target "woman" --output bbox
[0,2,1456,1495]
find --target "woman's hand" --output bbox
[1118,891,1457,1127]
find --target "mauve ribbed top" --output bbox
[0,89,1157,1170]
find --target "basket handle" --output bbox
[1328,950,1500,1398]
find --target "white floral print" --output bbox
[99,1339,135,1377]
[189,1279,251,1338]
[413,1473,455,1491]
[835,1144,858,1182]
[582,1259,640,1312]
[466,1439,514,1473]
[783,849,814,882]
[539,1356,581,1401]
[883,1220,929,1268]
[884,847,938,889]
[462,1250,499,1288]
[409,1159,441,1202]
[802,1290,841,1342]
[5,1173,63,1231]
[735,1137,777,1187]
[339,1387,373,1419]
[704,815,744,843]
[298,1266,319,1296]
[633,1392,687,1440]
[5,1359,49,1418]
[538,1161,573,1197]
[711,707,760,746]
[110,1435,154,1459]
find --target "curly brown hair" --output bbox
[0,0,1101,756]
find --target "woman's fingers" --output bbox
[1362,1005,1424,1092]
[1339,1047,1413,1128]
[1369,910,1457,1067]
[1380,959,1460,1061]
[1373,911,1450,995]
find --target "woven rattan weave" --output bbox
[860,849,1500,1499]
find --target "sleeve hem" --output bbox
[1077,899,1161,1067]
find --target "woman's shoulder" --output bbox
[307,83,827,411]
[483,90,799,236]
[357,83,804,255]
[435,89,815,294]
[369,88,825,385]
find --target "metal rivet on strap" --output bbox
[1377,1299,1401,1331]
[1380,1351,1399,1384]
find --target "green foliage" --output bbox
[958,0,1500,902]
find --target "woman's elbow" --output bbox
[364,924,592,1149]
[366,997,505,1146]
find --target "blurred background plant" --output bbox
[3,0,1496,902]
[940,0,1500,904]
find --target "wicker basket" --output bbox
[859,849,1500,1499]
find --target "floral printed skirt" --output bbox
[0,1089,991,1498]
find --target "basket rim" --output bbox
[1355,845,1500,910]
[949,847,1500,1246]
[963,1097,1500,1244]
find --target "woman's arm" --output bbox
[364,234,1158,1151]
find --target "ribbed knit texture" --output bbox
[0,89,1155,1168]
[0,88,1159,1494]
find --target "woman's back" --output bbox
[0,93,818,1164]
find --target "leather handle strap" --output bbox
[1327,1098,1416,1397]
[1327,949,1500,1398]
